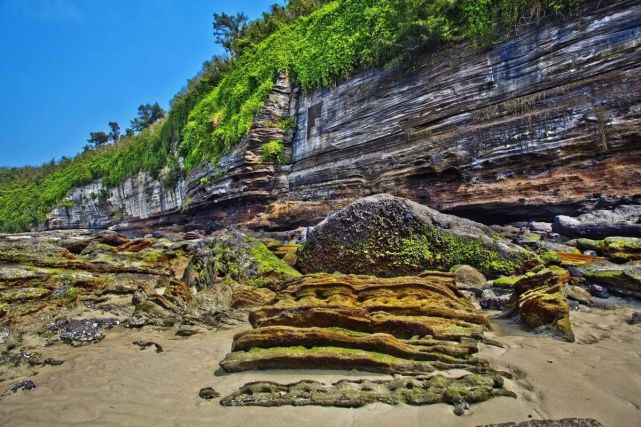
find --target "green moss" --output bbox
[541,251,560,265]
[51,286,79,301]
[249,241,301,284]
[0,287,50,302]
[390,229,533,277]
[493,275,521,288]
[603,237,641,252]
[246,345,411,365]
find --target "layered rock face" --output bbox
[289,0,641,223]
[45,175,185,230]
[221,273,498,371]
[45,1,641,232]
[219,272,516,409]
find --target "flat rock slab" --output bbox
[220,375,514,409]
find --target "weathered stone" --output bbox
[56,318,120,346]
[577,262,641,298]
[199,387,221,400]
[132,340,164,353]
[452,265,487,295]
[589,284,610,299]
[564,286,592,306]
[8,379,36,394]
[553,206,641,239]
[480,289,510,311]
[221,272,498,376]
[230,286,276,309]
[503,267,574,342]
[221,375,515,408]
[298,195,536,278]
[572,237,641,263]
[627,312,641,325]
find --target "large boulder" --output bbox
[298,195,537,278]
[553,205,641,239]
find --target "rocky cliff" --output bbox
[45,1,641,233]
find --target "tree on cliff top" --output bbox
[130,103,166,133]
[213,12,248,57]
[108,121,121,142]
[86,131,109,150]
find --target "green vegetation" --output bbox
[261,139,286,165]
[0,0,582,232]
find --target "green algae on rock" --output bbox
[220,375,515,408]
[298,195,537,278]
[573,237,641,263]
[182,229,300,290]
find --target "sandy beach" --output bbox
[1,306,639,427]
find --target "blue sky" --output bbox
[0,0,278,167]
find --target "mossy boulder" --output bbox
[182,229,301,289]
[299,195,537,278]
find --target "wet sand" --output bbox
[1,307,640,427]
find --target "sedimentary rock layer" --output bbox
[220,272,495,375]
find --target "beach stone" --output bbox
[590,285,610,299]
[553,205,641,239]
[199,387,221,400]
[42,358,64,366]
[57,318,120,346]
[182,228,300,290]
[221,376,514,408]
[131,289,147,306]
[452,265,487,296]
[299,194,536,278]
[565,286,592,305]
[481,289,510,311]
[9,380,36,394]
[503,267,574,342]
[627,312,641,325]
[453,400,470,416]
[132,340,164,353]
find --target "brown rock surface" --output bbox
[220,272,497,375]
[505,268,574,342]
